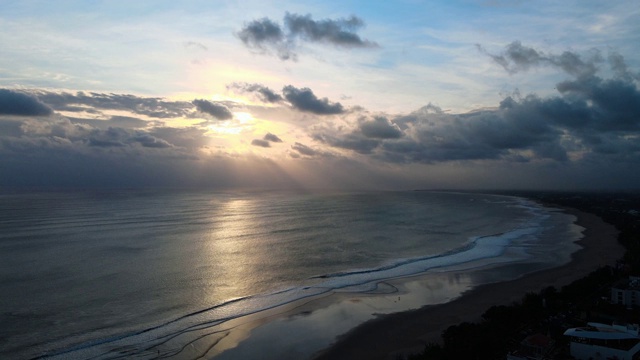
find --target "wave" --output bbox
[36,287,331,359]
[308,225,541,292]
[37,204,549,359]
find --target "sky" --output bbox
[1,0,639,191]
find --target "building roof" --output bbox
[564,323,640,340]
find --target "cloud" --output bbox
[264,132,283,142]
[66,116,155,131]
[291,142,318,156]
[283,13,378,48]
[251,139,271,148]
[282,85,344,115]
[33,91,193,118]
[229,82,345,115]
[237,13,378,60]
[389,107,556,163]
[0,126,303,188]
[375,105,565,163]
[0,115,238,188]
[147,127,211,150]
[2,40,638,191]
[251,133,283,148]
[19,117,94,139]
[192,99,233,120]
[4,117,200,154]
[227,83,283,103]
[88,138,125,147]
[134,134,174,148]
[0,89,53,116]
[607,53,640,81]
[359,116,402,139]
[478,41,601,77]
[312,48,640,166]
[0,119,24,137]
[309,116,401,156]
[237,18,292,60]
[184,41,208,51]
[86,127,129,147]
[313,130,381,154]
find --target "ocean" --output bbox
[0,190,582,359]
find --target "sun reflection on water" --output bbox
[204,198,267,305]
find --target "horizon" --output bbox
[1,1,639,191]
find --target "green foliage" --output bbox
[404,267,620,360]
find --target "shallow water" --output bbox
[0,190,580,359]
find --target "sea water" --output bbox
[0,190,580,359]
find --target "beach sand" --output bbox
[203,207,623,360]
[312,208,624,360]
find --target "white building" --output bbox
[612,276,640,307]
[564,322,640,360]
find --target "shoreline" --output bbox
[312,207,624,360]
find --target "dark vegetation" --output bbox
[406,191,640,360]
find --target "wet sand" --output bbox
[313,208,624,360]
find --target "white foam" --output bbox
[46,198,555,359]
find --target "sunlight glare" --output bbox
[206,112,256,135]
[234,112,254,123]
[207,122,242,135]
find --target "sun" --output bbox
[206,112,256,135]
[234,112,254,123]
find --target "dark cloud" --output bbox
[0,89,53,116]
[478,41,601,77]
[2,41,639,190]
[552,50,601,77]
[314,132,381,154]
[229,82,346,115]
[34,91,193,118]
[554,76,640,132]
[393,105,562,163]
[283,13,378,48]
[282,85,344,115]
[314,50,640,166]
[18,117,93,140]
[0,115,238,186]
[134,134,174,148]
[264,133,283,142]
[359,116,402,139]
[147,127,210,150]
[88,138,125,147]
[0,127,303,188]
[251,139,271,148]
[402,107,552,163]
[606,53,640,82]
[0,119,24,137]
[237,18,293,60]
[238,18,284,45]
[227,83,284,103]
[310,116,403,155]
[192,99,233,120]
[291,142,317,156]
[87,127,129,147]
[237,13,377,60]
[6,117,187,153]
[83,116,149,129]
[477,41,543,74]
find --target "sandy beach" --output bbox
[176,205,624,360]
[313,208,624,360]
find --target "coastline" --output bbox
[312,207,624,360]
